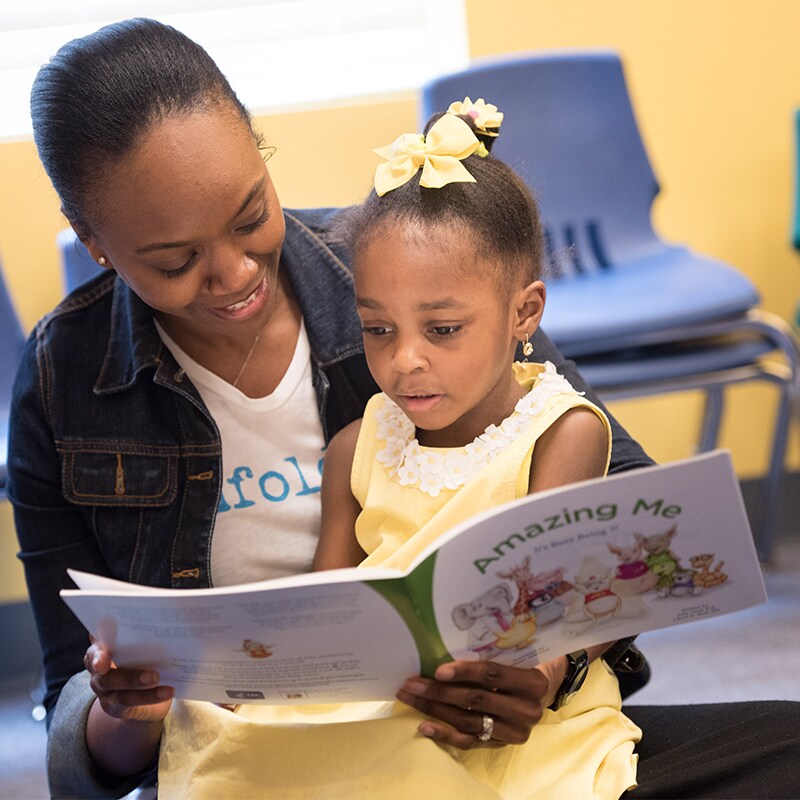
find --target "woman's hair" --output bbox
[341,112,544,287]
[30,17,259,234]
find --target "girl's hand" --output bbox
[395,659,564,750]
[85,640,174,723]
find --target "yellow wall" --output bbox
[2,0,799,600]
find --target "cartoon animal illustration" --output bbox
[527,566,577,607]
[608,539,658,596]
[570,556,622,622]
[526,591,566,627]
[494,612,538,650]
[662,567,702,598]
[636,526,681,568]
[451,584,516,660]
[566,556,647,632]
[649,558,679,594]
[497,555,541,615]
[240,639,273,659]
[689,553,729,588]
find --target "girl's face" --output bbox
[355,225,544,448]
[81,106,286,349]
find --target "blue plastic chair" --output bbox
[0,259,26,498]
[422,51,800,560]
[57,228,103,293]
[793,107,800,255]
[792,107,800,330]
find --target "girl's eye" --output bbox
[160,252,198,279]
[238,208,269,234]
[430,325,461,337]
[361,325,392,337]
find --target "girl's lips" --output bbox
[399,394,444,414]
[209,275,268,321]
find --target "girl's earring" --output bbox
[522,333,534,362]
[97,256,107,266]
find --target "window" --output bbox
[0,0,469,141]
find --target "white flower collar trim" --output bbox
[375,361,579,497]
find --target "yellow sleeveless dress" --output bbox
[158,362,641,799]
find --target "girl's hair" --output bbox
[342,112,544,287]
[30,17,259,235]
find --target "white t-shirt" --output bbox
[155,320,326,586]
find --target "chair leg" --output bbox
[754,385,793,563]
[698,386,724,453]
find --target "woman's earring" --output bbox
[97,256,107,266]
[522,332,534,361]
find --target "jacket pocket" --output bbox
[58,441,178,507]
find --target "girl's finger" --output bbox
[433,660,548,700]
[396,683,540,745]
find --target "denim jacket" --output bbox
[8,207,652,798]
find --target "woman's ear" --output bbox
[513,280,546,341]
[77,232,112,270]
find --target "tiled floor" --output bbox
[1,531,798,800]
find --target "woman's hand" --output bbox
[85,640,174,723]
[396,658,566,750]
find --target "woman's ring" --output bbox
[477,714,494,742]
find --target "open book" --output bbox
[62,449,767,705]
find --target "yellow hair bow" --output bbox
[373,113,480,196]
[447,97,503,136]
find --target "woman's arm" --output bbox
[8,335,110,716]
[313,420,367,570]
[8,335,168,792]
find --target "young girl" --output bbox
[158,104,640,799]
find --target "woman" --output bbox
[9,17,797,800]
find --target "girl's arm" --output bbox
[313,420,367,570]
[530,406,616,704]
[528,405,610,493]
[529,327,654,474]
[397,405,617,748]
[84,645,172,777]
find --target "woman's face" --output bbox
[82,106,286,347]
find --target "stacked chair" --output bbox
[57,228,103,294]
[422,51,800,561]
[0,259,26,498]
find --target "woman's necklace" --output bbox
[232,331,261,388]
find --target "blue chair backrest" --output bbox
[0,261,26,493]
[792,107,800,252]
[421,51,663,277]
[58,228,104,293]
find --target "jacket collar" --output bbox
[95,208,364,394]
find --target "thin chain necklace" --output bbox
[232,331,261,388]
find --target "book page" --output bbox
[424,451,767,667]
[62,578,419,704]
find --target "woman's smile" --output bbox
[209,272,270,321]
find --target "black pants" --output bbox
[623,701,800,799]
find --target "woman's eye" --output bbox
[238,208,269,234]
[361,325,392,337]
[160,253,198,279]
